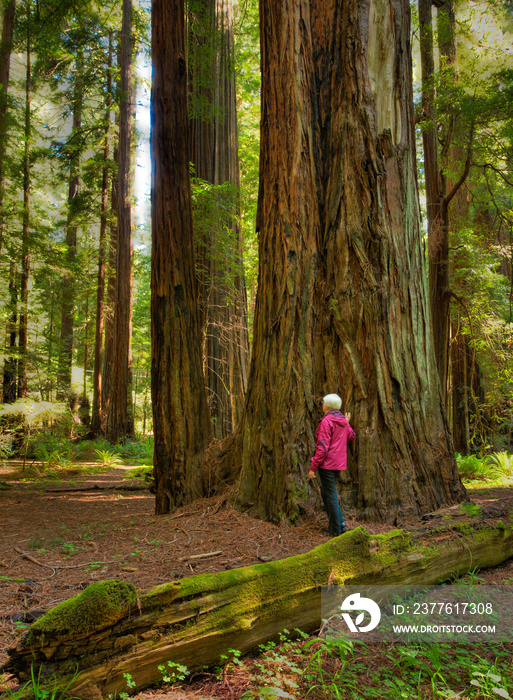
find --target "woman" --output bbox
[309,394,355,536]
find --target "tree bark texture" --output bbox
[151,0,212,513]
[106,0,135,443]
[189,0,250,440]
[217,0,465,523]
[91,34,113,436]
[4,521,513,698]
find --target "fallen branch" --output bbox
[177,551,222,562]
[11,549,115,573]
[3,520,513,699]
[45,485,148,493]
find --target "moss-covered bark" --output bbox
[3,522,513,699]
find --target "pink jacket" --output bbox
[310,410,355,472]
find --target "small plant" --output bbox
[158,660,189,685]
[35,447,68,470]
[470,665,512,699]
[27,535,46,550]
[456,453,495,481]
[0,663,81,700]
[118,672,136,700]
[488,452,513,479]
[94,449,124,467]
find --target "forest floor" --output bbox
[1,462,513,699]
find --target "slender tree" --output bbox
[0,0,15,254]
[18,0,32,399]
[57,53,82,397]
[91,31,113,435]
[151,0,212,513]
[0,0,16,403]
[101,140,118,428]
[2,259,17,402]
[419,0,473,406]
[106,0,135,442]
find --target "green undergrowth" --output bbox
[0,436,154,484]
[155,630,512,700]
[245,632,512,699]
[457,452,513,485]
[105,629,513,700]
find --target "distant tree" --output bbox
[56,52,82,397]
[106,0,135,442]
[18,0,32,399]
[0,0,15,254]
[91,31,113,436]
[189,0,250,439]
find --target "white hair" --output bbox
[323,394,342,410]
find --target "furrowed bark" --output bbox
[151,0,212,512]
[3,521,513,698]
[219,0,465,523]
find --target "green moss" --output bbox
[27,579,137,642]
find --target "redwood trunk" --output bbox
[106,0,135,443]
[151,0,212,513]
[223,0,464,523]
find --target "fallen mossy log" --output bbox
[3,521,513,699]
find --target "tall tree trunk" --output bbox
[419,0,449,404]
[217,0,464,523]
[0,0,15,403]
[0,0,15,254]
[106,0,135,442]
[101,140,118,429]
[190,0,250,439]
[2,259,17,403]
[91,33,113,436]
[18,1,31,399]
[57,62,82,398]
[151,0,212,513]
[451,320,470,454]
[420,0,472,411]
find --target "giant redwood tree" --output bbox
[220,0,465,523]
[151,0,465,522]
[151,0,212,514]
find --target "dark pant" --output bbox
[318,468,346,535]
